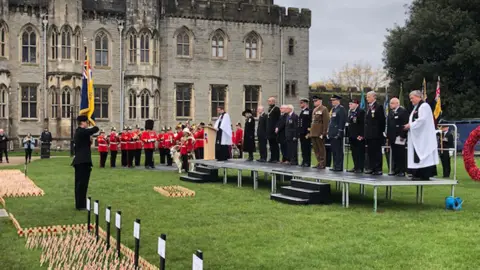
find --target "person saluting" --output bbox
[72,115,99,210]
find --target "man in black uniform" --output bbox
[437,125,454,178]
[327,95,347,171]
[266,97,281,163]
[72,115,99,210]
[276,105,288,162]
[256,106,268,162]
[242,109,256,161]
[346,99,365,173]
[386,97,409,176]
[40,128,52,159]
[285,105,299,165]
[364,91,386,175]
[298,98,312,167]
[0,129,8,163]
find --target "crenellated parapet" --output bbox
[8,0,48,15]
[162,0,311,28]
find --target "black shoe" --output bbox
[145,166,150,169]
[256,159,266,163]
[364,170,373,174]
[372,171,383,176]
[76,208,87,211]
[346,169,356,173]
[396,173,406,177]
[150,166,155,169]
[330,168,342,172]
[354,169,363,173]
[388,172,397,176]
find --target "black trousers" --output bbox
[166,149,173,166]
[392,144,406,174]
[144,149,154,168]
[128,150,135,167]
[412,166,435,180]
[366,138,383,172]
[286,140,298,165]
[258,137,267,161]
[181,154,189,171]
[121,150,128,167]
[439,151,451,177]
[280,142,288,162]
[134,149,141,166]
[25,148,32,163]
[0,148,8,162]
[350,138,365,171]
[331,137,344,170]
[326,145,332,167]
[300,137,311,166]
[159,148,166,164]
[110,151,117,168]
[237,144,243,159]
[215,144,230,161]
[268,138,280,162]
[195,148,204,159]
[99,152,108,168]
[74,163,92,209]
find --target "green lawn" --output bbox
[1,156,480,269]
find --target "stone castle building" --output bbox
[0,0,310,147]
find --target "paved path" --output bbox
[0,157,40,167]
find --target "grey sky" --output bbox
[275,0,412,83]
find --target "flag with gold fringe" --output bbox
[434,76,442,120]
[79,45,95,125]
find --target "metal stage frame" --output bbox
[190,159,458,212]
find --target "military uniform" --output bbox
[310,100,330,168]
[142,120,156,169]
[97,132,109,168]
[298,100,312,167]
[72,115,99,210]
[327,97,347,171]
[108,129,119,168]
[346,104,366,172]
[285,111,299,165]
[365,101,386,175]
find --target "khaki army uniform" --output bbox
[310,105,330,168]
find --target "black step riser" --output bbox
[188,172,210,181]
[180,176,208,183]
[281,188,319,201]
[270,195,308,205]
[196,166,218,175]
[291,180,330,191]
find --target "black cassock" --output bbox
[243,116,256,153]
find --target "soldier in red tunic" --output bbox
[108,127,119,168]
[141,120,157,169]
[127,127,136,168]
[193,122,205,159]
[120,126,129,167]
[180,129,195,172]
[174,124,184,144]
[164,127,174,166]
[133,125,143,166]
[157,127,166,164]
[97,130,109,168]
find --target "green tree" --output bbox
[383,0,480,119]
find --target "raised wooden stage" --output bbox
[188,159,458,212]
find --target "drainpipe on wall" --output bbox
[118,21,124,129]
[42,15,48,125]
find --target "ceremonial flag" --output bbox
[359,90,366,110]
[79,46,95,125]
[434,76,442,120]
[399,83,404,106]
[384,87,389,117]
[422,77,427,101]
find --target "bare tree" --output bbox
[327,61,389,91]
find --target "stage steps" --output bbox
[180,165,219,183]
[271,179,332,205]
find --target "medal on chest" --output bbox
[372,110,375,118]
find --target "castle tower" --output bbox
[123,0,161,125]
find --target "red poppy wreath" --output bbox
[463,126,480,181]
